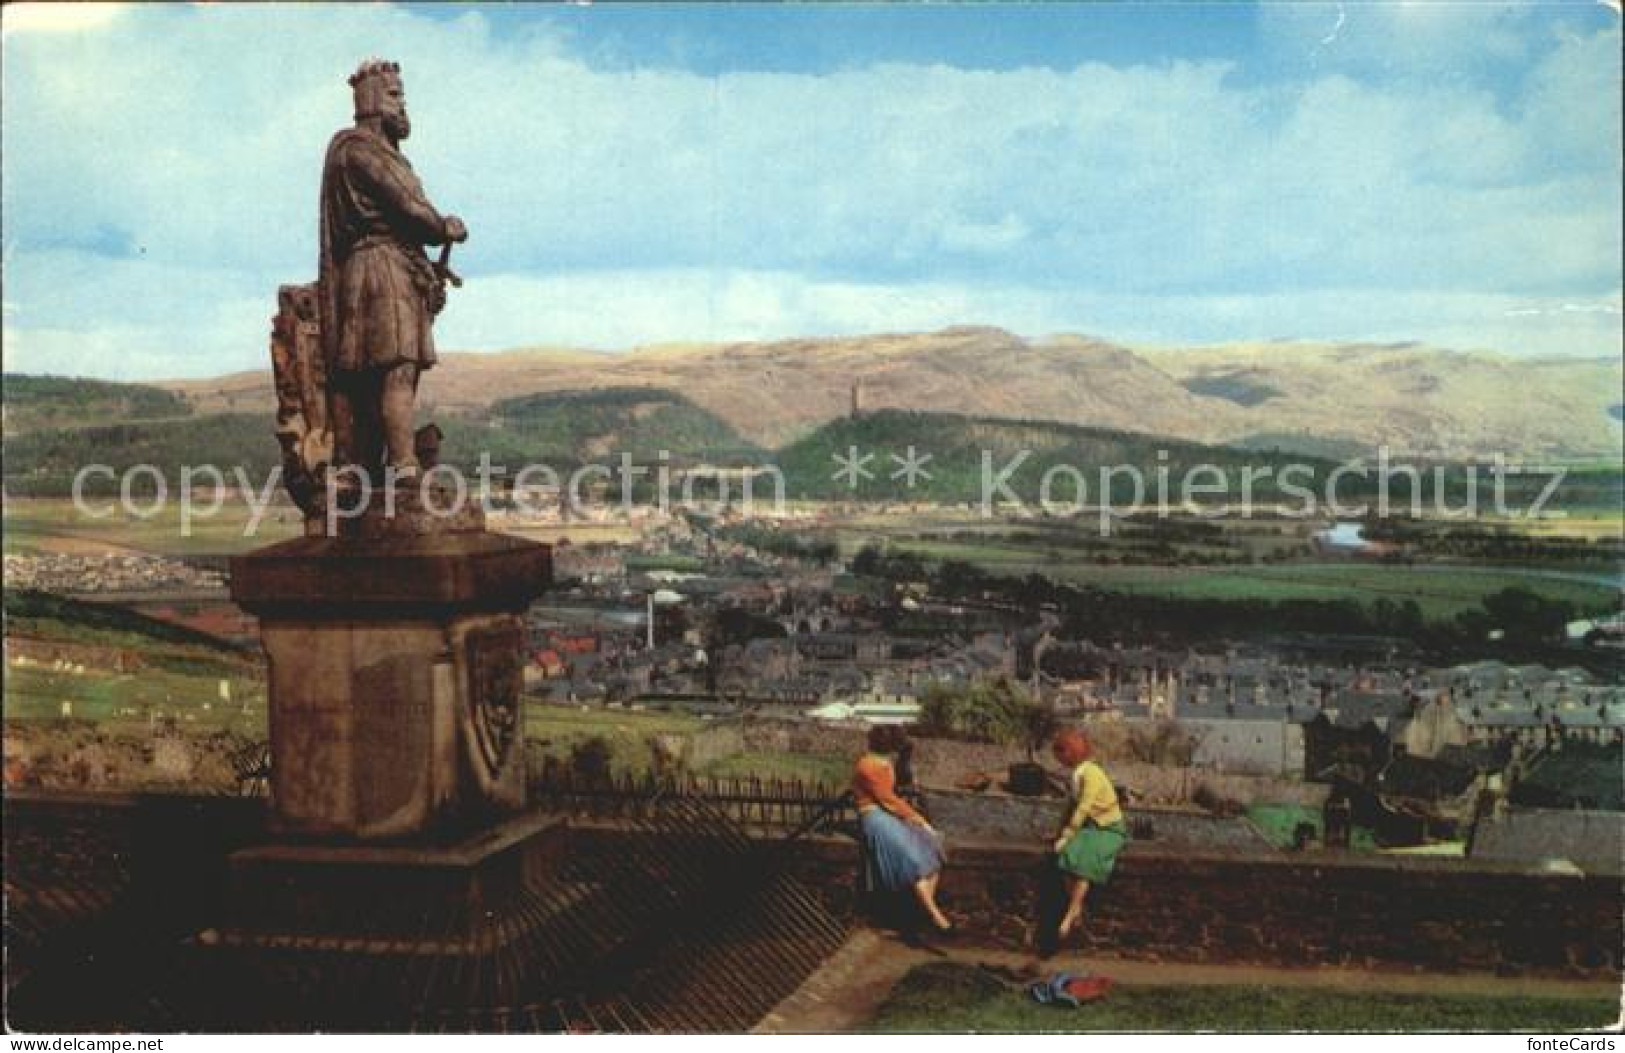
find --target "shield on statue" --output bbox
[467,622,523,776]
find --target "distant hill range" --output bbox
[2,373,193,437]
[0,385,759,495]
[154,327,1621,461]
[5,374,1620,511]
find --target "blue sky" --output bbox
[2,1,1620,379]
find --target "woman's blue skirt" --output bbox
[859,808,945,892]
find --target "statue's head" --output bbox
[349,58,409,141]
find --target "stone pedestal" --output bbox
[230,528,551,841]
[224,810,568,940]
[199,811,575,1031]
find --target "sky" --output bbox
[2,1,1621,380]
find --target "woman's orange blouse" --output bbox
[852,753,926,825]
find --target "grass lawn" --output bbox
[1246,804,1378,853]
[4,663,267,734]
[4,590,268,733]
[525,702,706,774]
[867,963,1618,1033]
[699,750,849,788]
[524,704,848,785]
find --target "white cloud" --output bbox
[1260,2,1540,73]
[0,3,1619,378]
[1,2,124,37]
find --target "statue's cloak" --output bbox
[318,127,444,373]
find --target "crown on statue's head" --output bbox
[348,58,401,88]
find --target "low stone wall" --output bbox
[735,835,1623,980]
[910,739,1324,808]
[8,792,1619,982]
[919,788,1274,851]
[1472,808,1625,876]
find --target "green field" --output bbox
[526,702,707,774]
[1055,563,1617,617]
[699,750,848,787]
[829,509,1622,619]
[867,962,1616,1032]
[867,544,1618,619]
[1246,804,1378,853]
[4,591,264,730]
[525,704,849,784]
[2,496,663,557]
[3,497,300,557]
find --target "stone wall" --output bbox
[919,788,1274,851]
[908,737,1325,808]
[667,833,1623,980]
[1471,808,1625,876]
[8,792,1619,983]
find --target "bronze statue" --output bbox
[320,58,466,481]
[235,60,551,856]
[271,59,468,524]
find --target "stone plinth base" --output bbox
[229,530,551,841]
[197,812,576,1029]
[222,810,568,941]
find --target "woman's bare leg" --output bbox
[1057,877,1090,938]
[913,873,951,930]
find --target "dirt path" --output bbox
[755,928,1620,1034]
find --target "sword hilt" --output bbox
[436,242,463,288]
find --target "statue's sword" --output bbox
[436,242,463,289]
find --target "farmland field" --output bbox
[1,498,649,556]
[2,497,301,557]
[825,508,1623,619]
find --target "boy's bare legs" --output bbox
[1057,877,1089,938]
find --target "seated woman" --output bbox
[1050,728,1128,939]
[852,724,951,932]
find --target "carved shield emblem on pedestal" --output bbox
[467,622,523,776]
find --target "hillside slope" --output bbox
[1143,342,1624,461]
[1,388,762,494]
[2,375,193,437]
[774,408,1346,502]
[139,326,1625,461]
